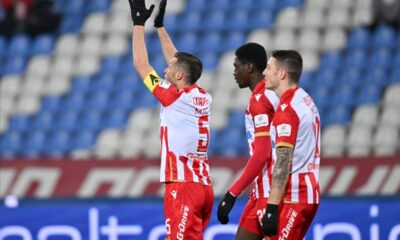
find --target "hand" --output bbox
[127,0,155,26]
[262,204,279,237]
[154,0,166,28]
[217,192,236,224]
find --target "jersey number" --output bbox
[312,116,320,158]
[197,115,209,153]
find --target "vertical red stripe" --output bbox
[308,172,319,203]
[163,127,171,181]
[192,159,201,183]
[298,173,308,203]
[179,156,193,182]
[169,151,177,181]
[286,174,293,202]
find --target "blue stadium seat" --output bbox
[85,0,110,13]
[46,130,71,156]
[338,67,363,88]
[219,128,244,156]
[0,132,22,157]
[59,14,83,33]
[199,52,218,70]
[345,49,367,69]
[333,85,357,107]
[327,105,351,125]
[249,9,275,28]
[3,56,26,74]
[64,0,84,15]
[203,11,225,31]
[315,68,337,89]
[0,36,6,57]
[210,0,230,11]
[41,96,62,113]
[186,0,207,12]
[226,10,248,31]
[299,71,313,90]
[71,76,92,94]
[164,15,178,32]
[63,92,86,112]
[176,32,198,53]
[150,54,167,76]
[373,25,397,49]
[33,111,55,132]
[282,0,303,8]
[179,12,201,32]
[24,131,47,156]
[357,84,383,105]
[135,90,158,108]
[312,85,331,110]
[10,115,31,132]
[111,89,135,110]
[104,109,128,129]
[100,57,122,75]
[7,35,30,56]
[320,51,343,71]
[348,27,371,50]
[364,67,390,88]
[232,0,254,10]
[72,130,96,149]
[86,90,110,110]
[115,72,141,92]
[31,34,55,55]
[57,110,79,131]
[256,0,278,11]
[91,73,115,92]
[228,110,245,128]
[369,48,393,68]
[390,68,400,84]
[200,32,222,52]
[81,110,103,131]
[223,31,246,51]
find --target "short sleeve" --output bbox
[273,106,299,148]
[250,96,275,137]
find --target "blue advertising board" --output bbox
[1,197,399,240]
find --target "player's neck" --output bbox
[277,83,297,98]
[249,75,264,91]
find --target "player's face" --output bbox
[164,57,178,86]
[233,57,250,88]
[263,57,280,90]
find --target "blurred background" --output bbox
[0,0,399,239]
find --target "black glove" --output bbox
[127,0,155,26]
[217,192,236,224]
[154,0,166,28]
[262,204,279,237]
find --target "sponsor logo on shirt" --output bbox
[159,79,171,89]
[277,124,291,137]
[254,114,269,128]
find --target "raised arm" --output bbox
[154,0,177,62]
[128,0,155,79]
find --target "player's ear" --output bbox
[176,70,183,81]
[247,63,254,73]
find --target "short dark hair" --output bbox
[235,43,267,72]
[174,52,203,85]
[271,50,303,83]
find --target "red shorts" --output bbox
[164,182,214,240]
[238,197,268,237]
[270,203,319,240]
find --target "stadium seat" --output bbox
[312,85,331,111]
[373,125,399,156]
[4,56,26,75]
[91,73,116,92]
[315,68,337,89]
[74,55,101,76]
[31,35,55,55]
[58,14,83,34]
[63,92,86,112]
[383,84,400,107]
[226,10,248,31]
[249,9,275,29]
[24,130,47,156]
[326,8,351,28]
[380,106,400,127]
[64,0,84,15]
[346,125,373,157]
[26,56,51,78]
[223,31,246,52]
[0,36,5,58]
[276,8,300,29]
[256,0,279,11]
[0,131,22,157]
[338,67,363,88]
[104,109,128,129]
[41,96,63,113]
[364,67,390,88]
[186,0,206,12]
[210,0,230,11]
[85,0,110,13]
[321,124,346,157]
[351,104,378,128]
[15,95,40,115]
[327,105,351,125]
[33,111,55,132]
[86,90,110,110]
[79,34,103,57]
[103,35,129,56]
[322,27,346,51]
[0,75,21,98]
[20,76,45,97]
[57,110,79,131]
[347,27,371,49]
[203,11,225,31]
[344,49,368,69]
[373,25,397,49]
[45,74,71,96]
[200,32,223,53]
[232,0,254,11]
[94,129,121,158]
[9,115,31,132]
[199,52,219,70]
[7,35,30,57]
[72,130,96,149]
[179,11,201,32]
[106,12,131,35]
[81,110,103,131]
[319,51,343,71]
[70,76,92,94]
[298,28,321,51]
[176,33,198,53]
[301,7,325,29]
[55,34,79,57]
[357,84,382,105]
[273,29,297,49]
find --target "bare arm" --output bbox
[132,26,153,79]
[268,146,293,204]
[157,27,177,63]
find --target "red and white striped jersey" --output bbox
[270,87,321,204]
[143,71,212,185]
[245,80,279,198]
